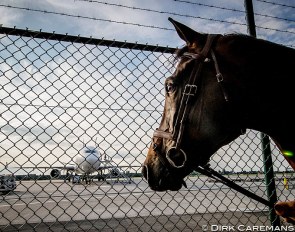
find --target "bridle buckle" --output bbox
[183,84,197,96]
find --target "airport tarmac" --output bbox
[0,175,293,231]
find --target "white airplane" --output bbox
[2,142,133,187]
[49,144,116,184]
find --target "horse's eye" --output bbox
[166,82,175,94]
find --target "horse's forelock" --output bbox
[175,46,188,59]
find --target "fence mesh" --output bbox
[0,27,294,232]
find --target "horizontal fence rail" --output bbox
[0,25,294,232]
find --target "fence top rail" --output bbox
[0,26,176,54]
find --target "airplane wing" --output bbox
[6,164,77,171]
[3,164,78,179]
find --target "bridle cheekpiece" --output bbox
[152,34,225,172]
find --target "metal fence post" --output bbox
[261,133,281,226]
[244,0,256,37]
[243,0,280,227]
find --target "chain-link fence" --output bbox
[0,26,294,232]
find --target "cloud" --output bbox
[1,0,294,172]
[0,5,22,26]
[1,0,294,47]
[0,30,174,168]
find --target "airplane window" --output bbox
[85,149,97,154]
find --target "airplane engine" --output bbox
[50,169,61,179]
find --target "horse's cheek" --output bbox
[145,146,158,166]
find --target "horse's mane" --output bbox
[175,46,188,59]
[224,33,295,58]
[175,33,295,59]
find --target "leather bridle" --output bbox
[147,34,272,208]
[152,34,228,171]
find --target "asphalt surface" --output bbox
[0,175,292,231]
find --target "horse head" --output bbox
[142,18,246,191]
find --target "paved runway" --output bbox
[0,175,293,231]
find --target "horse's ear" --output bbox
[168,17,205,47]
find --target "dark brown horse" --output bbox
[142,18,295,222]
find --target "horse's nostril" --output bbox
[142,165,148,180]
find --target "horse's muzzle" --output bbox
[142,163,186,191]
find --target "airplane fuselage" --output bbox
[75,153,101,174]
[74,146,101,174]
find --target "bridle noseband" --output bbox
[152,34,227,171]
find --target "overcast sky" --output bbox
[1,0,294,174]
[1,0,295,47]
